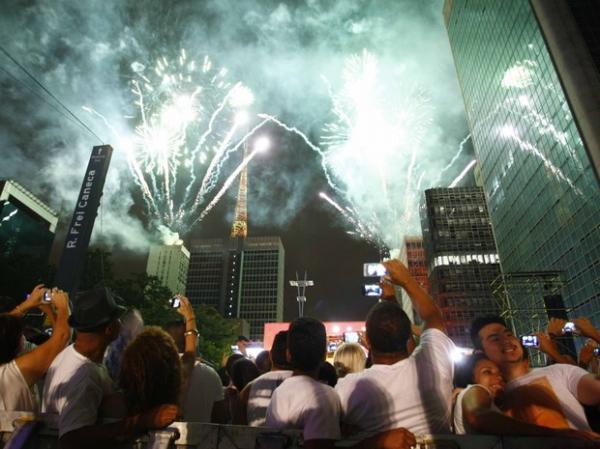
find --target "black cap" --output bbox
[237,335,250,342]
[68,287,126,331]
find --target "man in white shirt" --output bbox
[42,287,177,449]
[164,319,226,423]
[335,259,455,440]
[236,330,293,426]
[468,315,600,441]
[266,318,341,449]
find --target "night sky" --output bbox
[0,0,473,322]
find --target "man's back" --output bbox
[182,361,224,422]
[266,375,341,441]
[247,370,292,426]
[335,328,454,439]
[42,345,113,437]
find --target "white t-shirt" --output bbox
[335,328,455,439]
[42,345,114,437]
[453,384,501,435]
[266,375,341,441]
[247,370,293,427]
[503,364,591,431]
[182,361,225,422]
[0,360,37,412]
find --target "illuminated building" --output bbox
[420,187,501,347]
[186,236,284,341]
[444,0,600,334]
[146,244,190,295]
[399,236,429,324]
[0,180,58,260]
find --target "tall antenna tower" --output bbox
[289,271,314,318]
[230,141,249,238]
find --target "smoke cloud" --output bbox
[0,0,470,251]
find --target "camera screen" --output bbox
[42,291,52,303]
[593,347,600,357]
[521,335,538,347]
[363,263,387,277]
[563,322,576,333]
[362,284,382,297]
[169,296,181,308]
[328,342,338,352]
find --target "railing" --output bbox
[0,412,593,449]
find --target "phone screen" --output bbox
[42,291,52,303]
[362,284,382,297]
[562,322,576,334]
[363,263,387,277]
[521,335,539,347]
[169,296,181,308]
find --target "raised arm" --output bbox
[382,259,445,332]
[13,287,71,386]
[534,332,576,366]
[175,295,197,382]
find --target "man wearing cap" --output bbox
[42,287,177,448]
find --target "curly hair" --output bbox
[119,326,182,413]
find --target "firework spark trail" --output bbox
[257,113,346,196]
[449,159,477,188]
[192,144,265,226]
[192,118,270,209]
[434,134,471,186]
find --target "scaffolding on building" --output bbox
[491,271,566,366]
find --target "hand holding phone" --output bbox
[363,263,387,277]
[42,290,53,303]
[168,296,181,309]
[562,322,578,335]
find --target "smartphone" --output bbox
[328,342,338,352]
[562,322,577,334]
[363,263,387,277]
[231,345,241,354]
[521,335,539,347]
[593,348,600,357]
[42,290,52,303]
[344,332,360,343]
[362,284,383,297]
[168,296,181,308]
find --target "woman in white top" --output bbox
[0,285,70,412]
[453,352,504,434]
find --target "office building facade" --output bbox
[444,0,600,335]
[186,236,284,341]
[146,244,190,295]
[0,180,58,260]
[398,236,429,323]
[420,187,501,347]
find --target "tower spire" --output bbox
[230,141,248,238]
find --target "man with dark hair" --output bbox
[266,319,341,449]
[164,307,227,424]
[466,315,600,440]
[236,331,293,426]
[42,288,177,449]
[335,259,455,441]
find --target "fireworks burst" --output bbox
[265,50,432,252]
[86,50,269,240]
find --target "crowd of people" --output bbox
[1,259,600,449]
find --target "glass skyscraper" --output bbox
[444,0,600,335]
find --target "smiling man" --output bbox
[469,316,600,440]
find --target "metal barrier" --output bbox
[0,412,594,449]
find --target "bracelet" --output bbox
[184,329,199,337]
